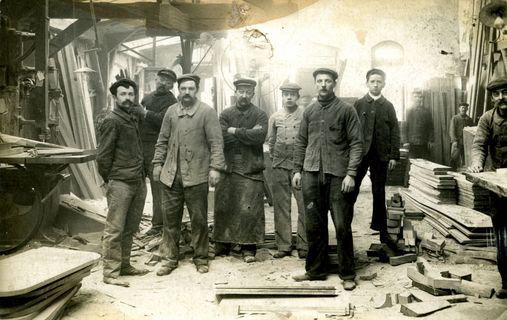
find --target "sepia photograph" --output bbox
[0,0,507,319]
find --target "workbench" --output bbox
[465,171,507,198]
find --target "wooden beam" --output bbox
[120,44,152,62]
[49,19,97,57]
[49,0,153,19]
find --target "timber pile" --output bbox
[0,247,100,319]
[408,159,456,205]
[403,188,494,246]
[386,148,409,186]
[448,172,489,213]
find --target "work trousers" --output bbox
[351,151,389,234]
[450,142,464,171]
[302,172,355,280]
[491,193,507,288]
[103,179,147,278]
[271,167,307,252]
[144,142,163,228]
[159,169,209,268]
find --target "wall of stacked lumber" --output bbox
[0,247,99,319]
[447,172,489,213]
[408,159,456,205]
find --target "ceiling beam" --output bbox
[49,19,98,57]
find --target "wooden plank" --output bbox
[400,300,451,317]
[0,247,99,297]
[390,253,417,266]
[49,19,96,57]
[465,171,507,198]
[32,284,79,320]
[410,159,452,173]
[410,290,467,303]
[458,279,494,298]
[237,304,352,316]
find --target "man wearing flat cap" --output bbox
[152,74,225,276]
[267,82,307,259]
[97,78,150,287]
[213,77,268,263]
[404,88,434,159]
[351,68,400,248]
[292,68,362,290]
[133,68,178,236]
[470,76,507,298]
[449,102,474,170]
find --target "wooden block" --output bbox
[387,219,400,227]
[396,239,406,251]
[400,300,451,317]
[390,253,417,266]
[440,270,472,282]
[421,237,446,252]
[387,226,401,234]
[388,211,404,220]
[398,292,414,304]
[375,293,393,309]
[458,279,495,298]
[410,290,467,303]
[412,281,451,296]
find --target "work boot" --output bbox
[156,265,177,276]
[343,280,357,291]
[103,277,129,287]
[196,265,209,273]
[273,250,291,259]
[292,273,327,282]
[297,249,308,259]
[145,226,162,237]
[120,265,150,276]
[497,288,507,299]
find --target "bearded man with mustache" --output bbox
[470,76,507,298]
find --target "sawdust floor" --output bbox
[61,181,507,320]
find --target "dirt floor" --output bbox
[57,180,507,320]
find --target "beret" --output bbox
[312,68,338,81]
[487,77,507,91]
[157,69,177,81]
[233,78,257,88]
[279,82,302,92]
[177,73,201,86]
[109,78,137,95]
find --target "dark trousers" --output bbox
[159,170,209,267]
[271,167,307,252]
[409,144,430,160]
[450,142,464,171]
[302,172,355,280]
[144,142,163,228]
[491,193,507,288]
[351,151,389,234]
[103,179,147,278]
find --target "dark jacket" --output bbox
[354,94,400,161]
[220,103,268,180]
[293,97,363,177]
[472,107,507,170]
[152,100,225,188]
[140,91,177,143]
[450,113,474,144]
[97,106,145,182]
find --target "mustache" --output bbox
[495,99,507,105]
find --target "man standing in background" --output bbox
[97,79,150,287]
[134,69,178,236]
[352,69,400,247]
[213,78,268,263]
[450,102,474,170]
[268,83,307,259]
[404,88,434,160]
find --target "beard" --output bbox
[179,94,195,106]
[238,98,250,106]
[494,98,507,110]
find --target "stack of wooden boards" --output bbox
[386,148,409,187]
[403,188,494,246]
[408,159,456,204]
[448,172,489,213]
[386,193,406,243]
[0,247,100,319]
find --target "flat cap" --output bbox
[177,73,200,86]
[412,88,423,94]
[279,82,302,92]
[233,78,257,88]
[487,76,507,91]
[109,78,137,95]
[157,68,177,81]
[312,68,338,81]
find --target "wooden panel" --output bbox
[465,171,507,198]
[0,247,99,297]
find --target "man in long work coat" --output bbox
[213,78,268,263]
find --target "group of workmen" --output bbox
[96,66,507,297]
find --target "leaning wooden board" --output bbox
[465,171,507,198]
[0,247,99,297]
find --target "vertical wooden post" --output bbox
[33,0,49,141]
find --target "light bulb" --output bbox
[494,15,505,29]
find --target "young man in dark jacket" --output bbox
[97,79,150,287]
[352,69,400,247]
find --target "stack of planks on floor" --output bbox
[0,247,100,319]
[448,172,489,213]
[403,188,494,246]
[408,159,456,205]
